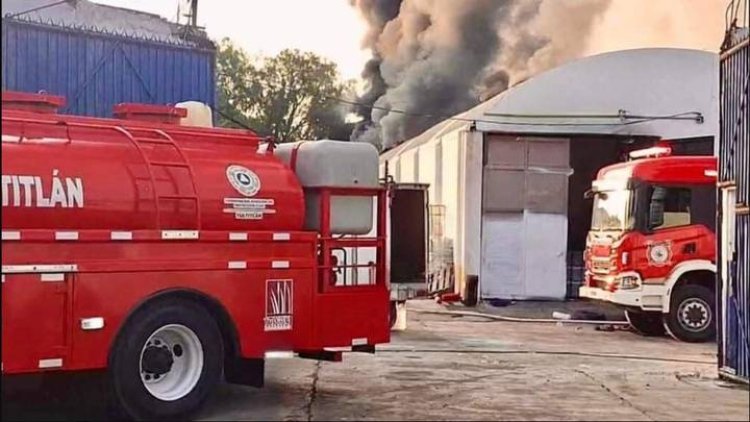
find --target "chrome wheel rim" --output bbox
[677,298,711,333]
[139,324,203,401]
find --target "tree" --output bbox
[216,39,354,142]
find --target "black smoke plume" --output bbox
[350,0,611,149]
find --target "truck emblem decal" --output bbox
[647,242,672,266]
[1,169,84,208]
[226,165,261,197]
[264,279,293,332]
[223,197,276,220]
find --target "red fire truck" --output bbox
[579,146,718,343]
[0,91,390,419]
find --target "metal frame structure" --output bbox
[717,20,749,384]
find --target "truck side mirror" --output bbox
[649,187,667,229]
[649,201,665,229]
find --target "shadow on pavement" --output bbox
[2,372,112,421]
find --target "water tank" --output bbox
[1,92,305,232]
[275,140,379,234]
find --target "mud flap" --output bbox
[224,357,264,387]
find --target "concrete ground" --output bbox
[2,299,748,421]
[463,298,628,321]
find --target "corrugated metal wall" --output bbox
[718,26,749,384]
[1,19,216,117]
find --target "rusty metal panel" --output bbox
[485,134,525,168]
[527,137,570,169]
[483,136,570,214]
[483,169,525,212]
[527,172,568,214]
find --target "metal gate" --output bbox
[718,6,749,384]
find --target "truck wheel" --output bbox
[663,284,716,343]
[624,310,665,336]
[110,299,223,420]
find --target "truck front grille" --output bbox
[591,258,614,275]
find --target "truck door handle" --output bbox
[682,243,697,255]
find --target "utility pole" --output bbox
[190,0,198,27]
[177,0,198,26]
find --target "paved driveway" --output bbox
[3,300,748,421]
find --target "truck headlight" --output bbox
[619,275,640,290]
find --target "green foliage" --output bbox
[216,38,354,142]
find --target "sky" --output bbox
[93,0,371,80]
[92,0,733,82]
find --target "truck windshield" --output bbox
[591,189,633,231]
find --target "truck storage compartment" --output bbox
[275,140,379,234]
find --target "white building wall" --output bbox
[418,142,438,205]
[459,131,484,293]
[398,149,417,183]
[440,131,461,292]
[381,128,467,295]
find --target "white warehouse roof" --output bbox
[382,48,719,161]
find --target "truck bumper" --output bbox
[579,278,667,312]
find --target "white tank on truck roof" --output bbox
[176,101,213,128]
[275,140,379,235]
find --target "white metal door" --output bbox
[480,213,524,298]
[480,136,570,300]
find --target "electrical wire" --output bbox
[3,0,72,20]
[333,97,704,128]
[215,108,258,132]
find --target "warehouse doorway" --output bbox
[565,135,714,296]
[567,137,626,296]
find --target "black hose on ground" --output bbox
[413,309,630,326]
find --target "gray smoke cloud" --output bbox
[349,0,403,145]
[350,0,611,149]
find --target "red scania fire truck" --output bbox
[0,91,391,419]
[580,146,718,343]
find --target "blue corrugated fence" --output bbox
[1,18,216,117]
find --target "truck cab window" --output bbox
[649,186,692,230]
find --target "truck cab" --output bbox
[579,146,717,342]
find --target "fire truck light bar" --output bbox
[629,146,672,159]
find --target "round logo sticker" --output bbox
[648,243,671,266]
[226,165,261,197]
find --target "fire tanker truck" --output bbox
[0,91,391,419]
[580,146,718,343]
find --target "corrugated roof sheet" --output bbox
[1,0,213,48]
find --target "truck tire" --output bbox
[110,299,223,420]
[663,284,716,343]
[624,310,665,336]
